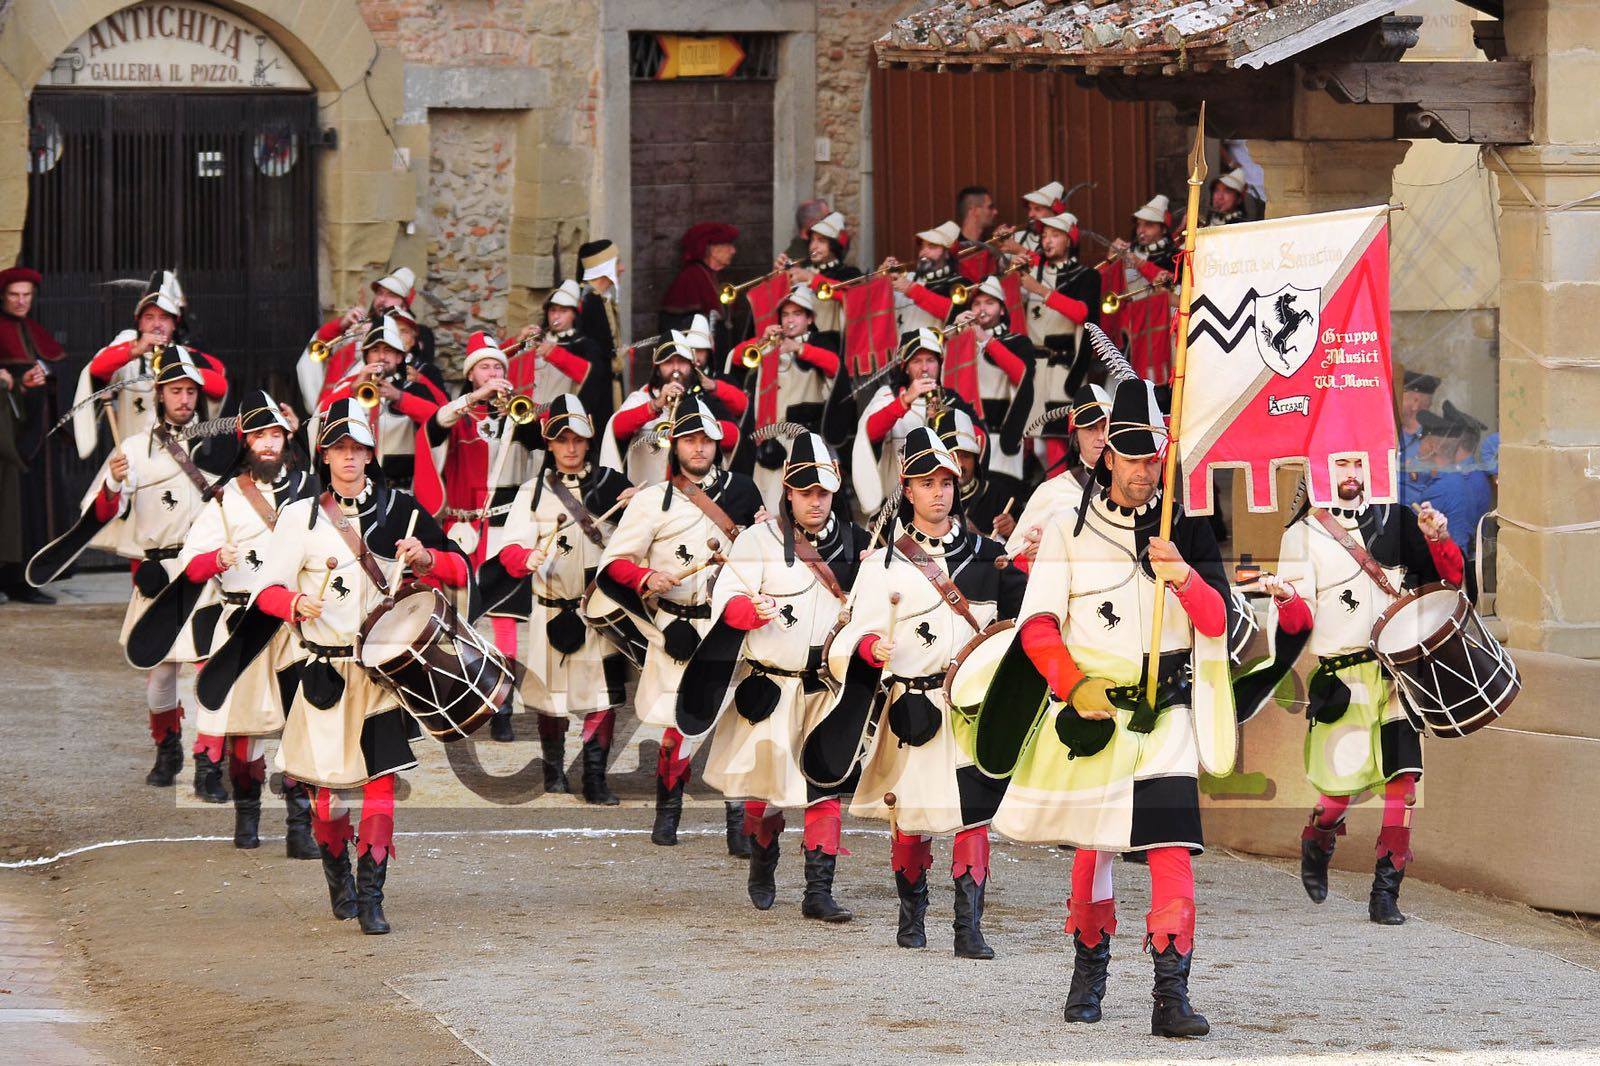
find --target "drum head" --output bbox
[359,588,439,668]
[945,622,1017,712]
[1374,586,1461,660]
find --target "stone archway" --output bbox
[0,0,411,304]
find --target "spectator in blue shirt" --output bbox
[1417,406,1494,556]
[1398,370,1438,507]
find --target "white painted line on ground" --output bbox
[382,979,495,1064]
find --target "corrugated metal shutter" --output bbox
[870,67,1152,261]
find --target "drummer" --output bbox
[1259,456,1462,925]
[802,427,1024,959]
[492,394,636,802]
[237,398,470,935]
[589,395,763,852]
[674,433,865,921]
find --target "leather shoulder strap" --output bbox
[318,492,388,591]
[154,426,216,499]
[1312,507,1400,599]
[782,518,846,603]
[546,474,605,548]
[673,475,741,542]
[234,475,278,531]
[894,533,982,630]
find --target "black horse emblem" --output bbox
[556,534,574,557]
[159,490,178,511]
[244,549,263,571]
[778,603,797,628]
[133,396,147,414]
[1098,601,1122,629]
[1340,589,1359,613]
[915,621,936,647]
[674,544,694,566]
[330,575,351,600]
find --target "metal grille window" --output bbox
[628,32,780,80]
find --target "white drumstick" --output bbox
[386,510,421,594]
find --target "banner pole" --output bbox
[1139,102,1208,725]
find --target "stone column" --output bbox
[1486,0,1600,657]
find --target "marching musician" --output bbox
[1106,195,1178,381]
[321,316,448,490]
[424,332,542,741]
[777,210,859,334]
[80,271,226,452]
[1018,213,1100,461]
[976,377,1234,1036]
[803,427,1025,958]
[1203,169,1250,228]
[297,266,434,414]
[237,399,470,935]
[1003,180,1067,258]
[888,221,964,336]
[589,397,763,852]
[173,390,318,855]
[749,285,842,509]
[491,394,635,801]
[1259,456,1463,926]
[953,185,1001,283]
[36,349,233,789]
[963,275,1034,497]
[1005,383,1109,561]
[676,433,864,921]
[578,239,623,422]
[661,221,739,335]
[510,279,611,427]
[850,327,980,516]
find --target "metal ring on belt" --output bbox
[890,672,945,691]
[144,546,182,561]
[301,639,355,660]
[221,591,251,606]
[657,600,711,620]
[1319,649,1378,672]
[538,594,581,610]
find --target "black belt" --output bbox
[301,639,354,661]
[221,591,250,606]
[538,594,581,610]
[750,661,819,682]
[657,600,711,620]
[1105,651,1193,710]
[144,546,181,561]
[890,672,945,692]
[1319,649,1378,672]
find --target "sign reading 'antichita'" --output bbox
[44,1,310,91]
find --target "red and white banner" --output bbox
[1178,205,1397,514]
[839,275,898,376]
[744,274,793,424]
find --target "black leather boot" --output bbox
[232,777,262,849]
[356,852,391,935]
[800,847,852,922]
[1150,945,1210,1037]
[1369,855,1408,925]
[1063,935,1112,1023]
[283,782,319,860]
[146,730,184,787]
[1300,811,1343,904]
[540,734,569,794]
[651,778,685,846]
[952,872,995,960]
[489,711,514,743]
[581,738,619,805]
[192,750,229,804]
[895,870,928,949]
[747,834,781,910]
[319,845,358,921]
[725,801,751,858]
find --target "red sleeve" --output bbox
[718,420,741,449]
[865,396,905,445]
[185,549,225,583]
[424,549,468,589]
[907,284,953,321]
[1044,290,1090,325]
[320,378,354,407]
[1276,592,1312,635]
[713,378,748,419]
[797,343,839,378]
[94,484,121,522]
[545,346,591,384]
[1011,553,1031,575]
[392,391,438,424]
[982,338,1028,386]
[256,585,299,621]
[1172,570,1227,638]
[500,543,532,579]
[88,341,137,383]
[612,400,656,442]
[857,633,887,667]
[724,595,767,631]
[1427,536,1465,586]
[605,558,653,592]
[315,317,345,343]
[1135,257,1165,283]
[1019,614,1087,701]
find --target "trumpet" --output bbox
[949,282,970,306]
[738,334,782,369]
[650,371,685,452]
[490,390,540,424]
[308,318,367,362]
[718,269,785,306]
[1100,278,1170,316]
[502,326,544,359]
[148,343,171,374]
[816,262,907,302]
[355,379,383,408]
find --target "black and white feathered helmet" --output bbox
[899,425,962,480]
[542,393,594,441]
[782,432,841,492]
[237,389,293,437]
[316,397,377,452]
[668,395,725,443]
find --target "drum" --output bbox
[1370,582,1520,739]
[358,584,513,742]
[817,608,855,690]
[943,621,1016,715]
[579,579,647,669]
[1226,586,1264,667]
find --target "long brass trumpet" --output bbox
[718,269,785,306]
[1100,278,1170,315]
[355,379,383,408]
[738,335,782,369]
[308,318,367,362]
[491,390,539,424]
[502,326,543,360]
[816,263,908,302]
[948,282,970,306]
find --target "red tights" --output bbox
[1312,773,1418,830]
[1066,846,1195,952]
[311,775,397,863]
